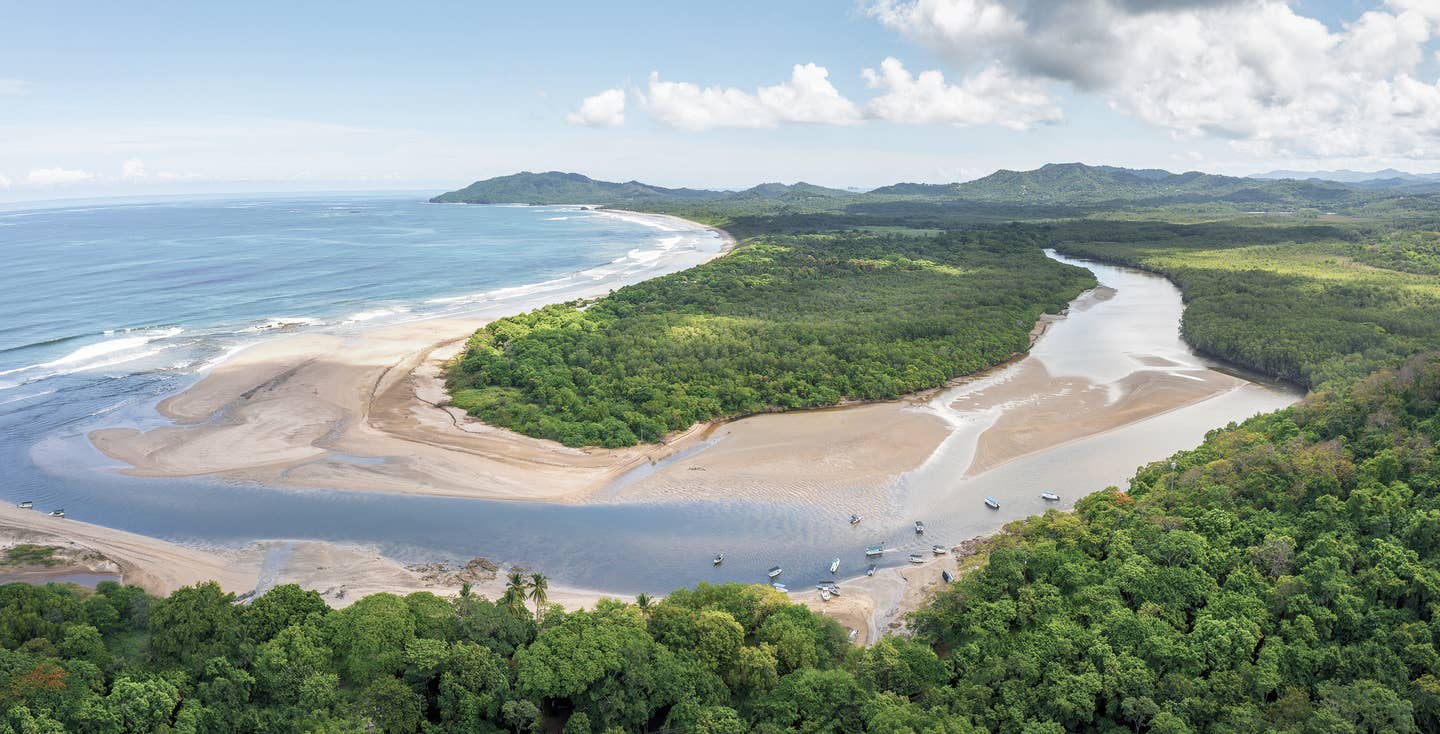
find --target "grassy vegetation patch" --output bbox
[2,545,61,567]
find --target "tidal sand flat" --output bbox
[89,209,733,500]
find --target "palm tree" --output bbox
[502,571,527,611]
[635,592,653,619]
[528,572,549,620]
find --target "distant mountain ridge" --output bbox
[1252,168,1440,184]
[433,163,1440,209]
[873,163,1366,205]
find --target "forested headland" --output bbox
[445,230,1093,447]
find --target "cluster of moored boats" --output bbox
[16,501,62,518]
[719,491,1065,594]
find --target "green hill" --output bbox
[429,171,718,205]
[870,163,1367,208]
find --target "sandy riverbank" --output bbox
[0,504,612,609]
[793,537,990,645]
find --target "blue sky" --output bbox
[2,0,1438,200]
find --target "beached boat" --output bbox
[849,514,861,525]
[712,553,724,566]
[767,565,783,578]
[17,501,32,509]
[820,589,831,602]
[829,558,840,574]
[848,628,859,643]
[942,570,954,583]
[914,520,925,534]
[908,553,925,564]
[984,496,1000,509]
[931,544,947,555]
[866,565,877,576]
[771,582,788,592]
[1040,491,1061,501]
[865,544,885,557]
[828,585,841,596]
[47,509,64,518]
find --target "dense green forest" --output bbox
[1049,221,1440,389]
[4,352,1440,732]
[446,230,1093,447]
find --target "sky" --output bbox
[2,0,1440,201]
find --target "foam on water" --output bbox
[0,327,185,387]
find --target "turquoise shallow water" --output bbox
[0,198,1297,596]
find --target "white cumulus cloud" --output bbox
[0,79,29,95]
[868,0,1440,159]
[0,173,10,189]
[26,167,97,186]
[642,63,863,130]
[863,57,1061,129]
[121,158,147,180]
[566,88,626,127]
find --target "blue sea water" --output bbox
[0,194,704,387]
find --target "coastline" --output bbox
[90,210,736,503]
[68,221,1302,641]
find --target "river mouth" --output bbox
[5,242,1299,597]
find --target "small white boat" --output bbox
[849,514,861,525]
[829,558,840,574]
[848,628,859,643]
[914,520,925,534]
[820,589,831,602]
[771,582,788,591]
[767,565,783,579]
[47,509,64,518]
[942,570,954,583]
[984,496,1000,509]
[866,565,877,577]
[1041,491,1061,501]
[931,544,947,555]
[828,585,841,596]
[17,501,32,510]
[712,553,724,566]
[908,553,925,564]
[865,544,885,557]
